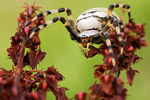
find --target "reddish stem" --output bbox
[13,45,25,97]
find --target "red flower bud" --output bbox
[108,57,112,64]
[121,32,124,37]
[127,46,134,51]
[127,22,132,27]
[31,92,38,100]
[50,75,55,82]
[117,77,122,84]
[15,36,18,41]
[42,82,47,90]
[36,50,40,57]
[104,74,109,83]
[17,17,24,22]
[33,46,38,49]
[25,26,30,36]
[137,24,142,30]
[78,91,83,100]
[104,49,109,55]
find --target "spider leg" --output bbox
[101,16,124,56]
[79,43,86,56]
[113,19,124,55]
[108,17,124,76]
[78,42,92,58]
[118,20,124,32]
[93,31,122,95]
[104,31,117,76]
[103,31,118,76]
[14,16,80,66]
[24,8,76,30]
[93,31,118,76]
[86,42,92,57]
[116,20,125,76]
[107,4,132,21]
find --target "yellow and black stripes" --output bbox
[29,17,80,42]
[14,16,79,66]
[108,4,131,21]
[108,16,124,55]
[24,8,75,29]
[118,20,124,32]
[91,31,118,76]
[113,19,124,55]
[103,31,118,76]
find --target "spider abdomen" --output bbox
[76,7,119,37]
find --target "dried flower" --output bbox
[0,1,148,100]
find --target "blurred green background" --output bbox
[0,0,150,100]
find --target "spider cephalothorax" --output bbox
[15,4,132,77]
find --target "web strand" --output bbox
[56,45,75,68]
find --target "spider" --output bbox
[15,4,132,77]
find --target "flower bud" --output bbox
[121,32,124,37]
[36,50,40,57]
[15,36,18,41]
[50,75,55,82]
[42,82,47,90]
[117,77,122,84]
[17,17,24,22]
[25,26,30,36]
[31,92,38,100]
[127,46,134,51]
[104,49,109,55]
[108,57,112,64]
[137,24,142,30]
[127,22,132,27]
[104,74,109,83]
[78,91,83,100]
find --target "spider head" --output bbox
[79,30,99,47]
